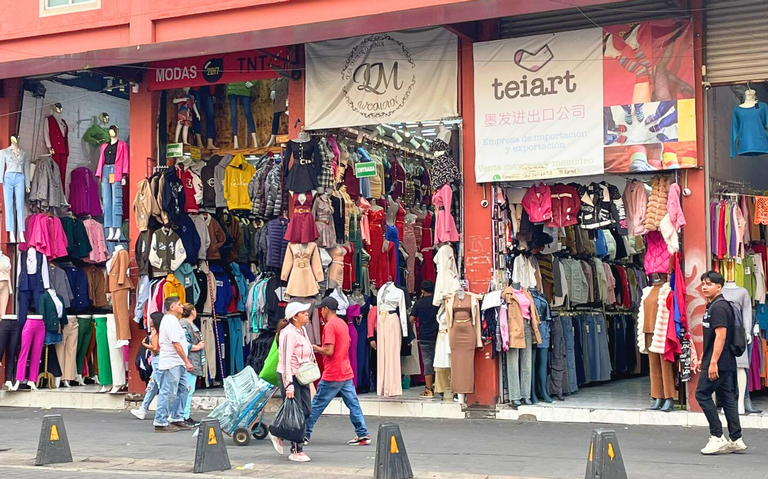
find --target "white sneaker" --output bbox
[268,433,283,455]
[701,435,730,455]
[288,452,311,462]
[727,438,748,453]
[130,408,147,420]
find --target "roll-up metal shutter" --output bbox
[705,0,768,85]
[498,0,684,39]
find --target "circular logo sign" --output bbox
[202,58,224,83]
[340,34,416,120]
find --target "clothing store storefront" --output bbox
[472,18,700,412]
[703,0,768,414]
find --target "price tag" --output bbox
[597,324,602,333]
[745,267,752,275]
[736,257,742,264]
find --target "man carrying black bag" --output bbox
[269,302,314,462]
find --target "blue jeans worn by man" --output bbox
[153,365,189,427]
[305,380,368,440]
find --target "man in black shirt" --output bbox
[695,271,746,455]
[409,280,439,398]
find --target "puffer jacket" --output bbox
[265,217,289,269]
[623,180,648,236]
[644,231,671,275]
[264,163,283,218]
[644,175,670,232]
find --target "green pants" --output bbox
[76,316,93,375]
[94,316,112,386]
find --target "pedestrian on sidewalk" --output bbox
[305,296,371,446]
[695,271,747,455]
[180,303,205,427]
[270,301,314,462]
[153,296,194,433]
[409,280,439,398]
[130,313,163,420]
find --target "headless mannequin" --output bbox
[740,88,758,109]
[106,244,128,394]
[288,127,314,197]
[3,135,30,243]
[509,282,532,407]
[174,87,200,145]
[722,281,753,415]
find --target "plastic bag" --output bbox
[258,338,279,386]
[268,399,305,444]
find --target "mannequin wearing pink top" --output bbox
[433,184,459,243]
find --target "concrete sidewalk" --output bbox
[0,407,766,479]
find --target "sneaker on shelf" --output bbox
[289,452,311,462]
[130,408,147,420]
[348,435,371,446]
[726,438,748,453]
[268,433,284,455]
[701,435,729,455]
[419,388,434,399]
[170,421,192,430]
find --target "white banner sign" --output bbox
[474,28,604,182]
[305,28,458,130]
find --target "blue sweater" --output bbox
[731,103,768,157]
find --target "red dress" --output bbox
[343,243,355,291]
[284,193,320,243]
[395,205,405,241]
[420,211,436,283]
[368,209,387,287]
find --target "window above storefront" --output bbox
[40,0,100,17]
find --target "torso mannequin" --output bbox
[722,281,754,414]
[0,136,31,243]
[741,89,757,109]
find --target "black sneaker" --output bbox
[154,425,179,433]
[348,435,371,446]
[171,421,192,430]
[185,417,200,427]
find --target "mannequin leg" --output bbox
[106,315,125,390]
[0,318,20,381]
[201,88,217,149]
[229,94,240,147]
[182,126,190,145]
[506,348,521,403]
[195,133,204,148]
[101,165,114,230]
[530,346,539,404]
[111,181,123,240]
[737,368,747,415]
[174,122,182,143]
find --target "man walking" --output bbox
[409,280,439,398]
[154,296,194,433]
[695,271,746,454]
[304,297,371,446]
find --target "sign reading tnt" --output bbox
[355,162,377,178]
[149,47,292,90]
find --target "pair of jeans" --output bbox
[184,371,198,419]
[561,316,578,394]
[153,365,188,426]
[227,317,244,375]
[0,318,20,379]
[3,172,24,233]
[305,379,369,439]
[595,315,612,381]
[100,164,123,228]
[141,356,160,411]
[696,370,742,440]
[506,322,533,401]
[192,88,216,140]
[228,94,255,135]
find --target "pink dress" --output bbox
[433,184,459,243]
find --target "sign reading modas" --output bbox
[306,28,458,130]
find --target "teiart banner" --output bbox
[305,28,458,130]
[474,29,605,182]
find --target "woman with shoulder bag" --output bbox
[270,302,315,462]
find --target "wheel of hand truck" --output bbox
[253,423,268,440]
[233,427,251,446]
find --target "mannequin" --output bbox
[105,313,127,394]
[266,77,288,147]
[284,192,320,244]
[0,134,31,243]
[107,245,132,343]
[93,314,113,393]
[445,289,482,394]
[95,126,129,241]
[731,86,768,157]
[190,87,218,150]
[44,103,69,186]
[15,314,46,390]
[280,241,324,298]
[722,281,752,415]
[83,112,111,146]
[174,87,200,144]
[529,288,553,404]
[435,122,451,152]
[0,314,20,390]
[227,81,258,149]
[502,282,542,406]
[638,279,676,412]
[429,122,460,190]
[376,280,407,397]
[284,127,321,197]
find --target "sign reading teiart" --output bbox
[148,47,290,90]
[474,29,605,182]
[305,28,458,129]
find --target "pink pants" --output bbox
[16,319,45,382]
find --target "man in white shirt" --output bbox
[153,297,193,432]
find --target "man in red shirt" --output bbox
[304,297,371,446]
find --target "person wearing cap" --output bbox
[304,296,371,446]
[270,301,314,462]
[410,280,439,398]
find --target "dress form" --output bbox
[741,89,758,108]
[3,135,30,243]
[723,281,751,415]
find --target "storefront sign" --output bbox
[474,20,696,182]
[166,143,183,158]
[148,47,289,90]
[355,162,377,178]
[305,28,458,129]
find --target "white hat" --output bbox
[285,302,312,320]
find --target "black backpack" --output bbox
[724,300,747,358]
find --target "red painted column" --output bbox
[126,80,159,394]
[684,0,708,413]
[460,38,498,408]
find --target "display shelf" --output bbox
[182,144,283,157]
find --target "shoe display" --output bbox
[649,398,663,410]
[700,435,729,455]
[348,435,371,446]
[130,408,147,420]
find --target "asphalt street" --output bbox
[1,407,767,478]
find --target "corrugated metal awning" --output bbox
[499,0,685,38]
[704,0,768,85]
